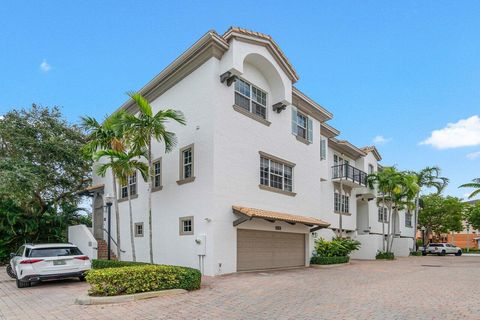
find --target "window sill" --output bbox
[118,194,139,203]
[179,232,194,236]
[176,176,196,185]
[151,185,163,192]
[295,135,311,145]
[334,211,352,216]
[233,105,271,127]
[134,234,144,238]
[259,184,296,197]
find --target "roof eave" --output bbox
[116,30,229,114]
[292,87,333,121]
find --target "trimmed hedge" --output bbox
[86,264,201,296]
[376,251,395,260]
[410,251,422,256]
[310,256,349,265]
[92,259,150,269]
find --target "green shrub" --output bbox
[86,264,201,296]
[376,251,395,260]
[310,256,349,265]
[410,251,422,256]
[92,259,150,269]
[313,237,361,257]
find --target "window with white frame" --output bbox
[296,112,308,139]
[121,172,137,198]
[334,192,349,213]
[368,164,374,174]
[291,106,313,143]
[234,78,267,119]
[260,156,293,192]
[405,212,412,227]
[179,145,194,180]
[378,207,388,223]
[152,159,162,189]
[320,138,327,160]
[179,216,194,235]
[134,222,144,237]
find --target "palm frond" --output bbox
[127,91,152,117]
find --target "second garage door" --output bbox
[237,229,306,271]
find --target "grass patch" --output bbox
[92,259,150,269]
[376,251,395,260]
[310,256,350,265]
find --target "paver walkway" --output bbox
[1,256,479,319]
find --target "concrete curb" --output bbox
[310,262,350,269]
[75,289,187,305]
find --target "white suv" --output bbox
[423,243,462,256]
[8,243,91,288]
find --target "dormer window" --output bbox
[234,78,267,119]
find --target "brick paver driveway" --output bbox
[1,256,479,320]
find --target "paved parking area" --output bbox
[1,256,479,320]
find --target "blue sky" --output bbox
[1,1,479,199]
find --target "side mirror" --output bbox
[10,253,16,258]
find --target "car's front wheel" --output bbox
[439,250,446,256]
[6,265,16,279]
[455,250,462,256]
[16,279,31,288]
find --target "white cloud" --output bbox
[372,135,391,145]
[467,151,480,160]
[421,115,480,149]
[39,59,51,72]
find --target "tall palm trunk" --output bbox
[128,186,136,261]
[111,172,121,260]
[413,193,420,251]
[338,164,344,238]
[147,138,154,263]
[389,208,398,252]
[387,200,393,252]
[381,196,386,252]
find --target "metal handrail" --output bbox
[332,164,367,187]
[101,228,127,253]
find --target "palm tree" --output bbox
[368,169,391,251]
[95,149,148,262]
[388,173,419,252]
[81,112,125,259]
[122,92,186,263]
[460,178,480,199]
[409,167,449,250]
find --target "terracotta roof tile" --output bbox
[232,205,330,227]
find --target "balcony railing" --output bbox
[332,164,367,187]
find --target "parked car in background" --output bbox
[8,243,91,288]
[422,243,462,256]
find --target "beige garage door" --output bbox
[237,229,305,271]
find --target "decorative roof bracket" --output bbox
[220,71,238,87]
[272,102,287,113]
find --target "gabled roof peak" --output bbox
[361,146,382,161]
[222,26,299,82]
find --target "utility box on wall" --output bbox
[195,234,207,256]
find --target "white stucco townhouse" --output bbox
[75,27,415,276]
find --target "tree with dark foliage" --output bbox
[0,105,91,261]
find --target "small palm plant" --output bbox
[95,149,148,262]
